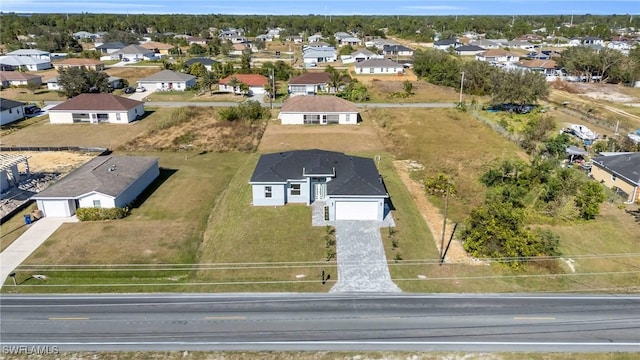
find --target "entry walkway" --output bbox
[0,216,77,289]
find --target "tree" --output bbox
[489,69,548,105]
[326,65,350,93]
[57,67,109,98]
[574,181,606,220]
[189,43,207,56]
[521,115,556,154]
[198,70,217,95]
[239,48,253,73]
[253,39,266,51]
[227,76,241,95]
[102,30,140,45]
[188,62,207,77]
[402,80,413,96]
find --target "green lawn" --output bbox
[4,151,248,293]
[0,203,37,252]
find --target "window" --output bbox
[326,114,339,124]
[345,114,350,122]
[116,113,121,121]
[303,114,320,124]
[291,184,301,196]
[265,186,272,198]
[612,175,617,182]
[93,200,102,208]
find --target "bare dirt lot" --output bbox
[567,82,637,103]
[16,151,95,173]
[258,122,384,153]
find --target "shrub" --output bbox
[76,207,129,221]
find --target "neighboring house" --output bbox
[278,95,359,125]
[187,37,208,45]
[583,36,605,46]
[433,39,462,50]
[338,36,362,47]
[255,34,273,42]
[0,55,52,71]
[284,35,303,44]
[307,34,324,43]
[469,39,501,49]
[287,72,331,95]
[455,45,486,56]
[354,58,405,75]
[516,34,544,42]
[0,71,42,88]
[73,31,99,39]
[507,40,536,50]
[94,41,126,54]
[137,70,197,91]
[351,49,382,62]
[366,38,397,50]
[110,44,157,61]
[267,28,283,39]
[307,41,330,48]
[250,149,389,221]
[48,93,145,124]
[32,155,160,217]
[0,98,25,126]
[591,153,640,204]
[515,59,558,77]
[475,49,520,64]
[231,43,249,55]
[54,58,105,71]
[218,74,268,95]
[6,49,51,60]
[382,44,414,56]
[303,47,337,65]
[568,38,582,47]
[139,41,175,56]
[184,57,218,71]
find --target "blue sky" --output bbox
[1,0,638,15]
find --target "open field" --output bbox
[0,87,65,102]
[364,78,462,103]
[4,151,248,292]
[0,111,158,148]
[145,90,244,102]
[104,66,162,84]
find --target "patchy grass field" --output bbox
[0,87,65,102]
[5,151,248,292]
[364,79,462,103]
[105,66,162,84]
[146,90,243,102]
[0,111,158,148]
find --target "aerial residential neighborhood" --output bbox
[0,6,639,357]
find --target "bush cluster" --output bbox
[218,100,268,122]
[76,207,129,221]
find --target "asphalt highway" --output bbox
[1,293,639,352]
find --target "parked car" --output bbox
[124,87,136,94]
[121,58,130,62]
[24,104,41,115]
[135,86,146,92]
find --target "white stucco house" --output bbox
[218,74,268,96]
[475,49,520,64]
[137,70,196,92]
[0,55,52,71]
[0,98,25,126]
[0,71,43,88]
[32,155,160,217]
[354,58,404,75]
[6,49,51,60]
[48,93,145,124]
[110,44,157,61]
[278,95,359,125]
[250,149,389,221]
[287,72,332,96]
[303,47,337,65]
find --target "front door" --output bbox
[320,115,327,125]
[314,182,326,201]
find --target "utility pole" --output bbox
[459,71,465,104]
[269,67,274,109]
[439,182,451,265]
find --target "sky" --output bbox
[1,0,639,16]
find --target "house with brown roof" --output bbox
[139,41,175,56]
[515,59,558,77]
[48,93,145,124]
[475,49,520,64]
[0,71,42,88]
[278,95,360,125]
[288,72,331,96]
[218,74,268,96]
[54,58,105,71]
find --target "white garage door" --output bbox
[335,201,378,220]
[42,200,70,217]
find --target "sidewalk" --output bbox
[0,216,77,289]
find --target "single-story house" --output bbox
[591,153,640,204]
[0,55,52,71]
[73,31,99,40]
[46,76,122,90]
[48,93,144,124]
[139,41,175,56]
[382,44,414,56]
[455,45,486,56]
[469,39,501,49]
[0,98,25,125]
[6,49,51,60]
[218,74,268,95]
[110,44,157,61]
[32,155,160,217]
[54,58,105,71]
[137,70,197,91]
[506,40,536,50]
[354,58,404,75]
[278,95,359,125]
[583,36,604,46]
[366,38,397,50]
[249,149,389,221]
[287,72,331,95]
[515,59,558,77]
[0,71,43,88]
[307,41,330,48]
[338,36,362,47]
[307,34,324,43]
[94,42,126,54]
[255,34,273,42]
[187,37,207,46]
[303,47,337,65]
[433,39,462,50]
[351,49,382,62]
[475,49,520,64]
[184,57,218,71]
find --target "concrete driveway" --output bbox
[330,220,401,293]
[127,88,155,101]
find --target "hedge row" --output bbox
[76,207,129,221]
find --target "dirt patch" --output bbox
[105,66,162,84]
[568,83,637,103]
[393,160,481,265]
[16,151,96,173]
[258,122,384,153]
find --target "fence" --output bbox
[0,146,109,153]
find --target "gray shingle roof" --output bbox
[354,58,402,68]
[32,155,159,199]
[94,42,126,50]
[138,70,196,82]
[250,150,387,197]
[593,153,640,185]
[0,98,24,111]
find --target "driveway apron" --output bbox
[330,221,401,293]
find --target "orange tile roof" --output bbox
[219,74,268,87]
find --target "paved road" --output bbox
[43,101,456,109]
[1,294,639,352]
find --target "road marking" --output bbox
[48,317,90,320]
[204,316,246,320]
[513,316,556,320]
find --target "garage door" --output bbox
[42,200,71,217]
[335,201,378,220]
